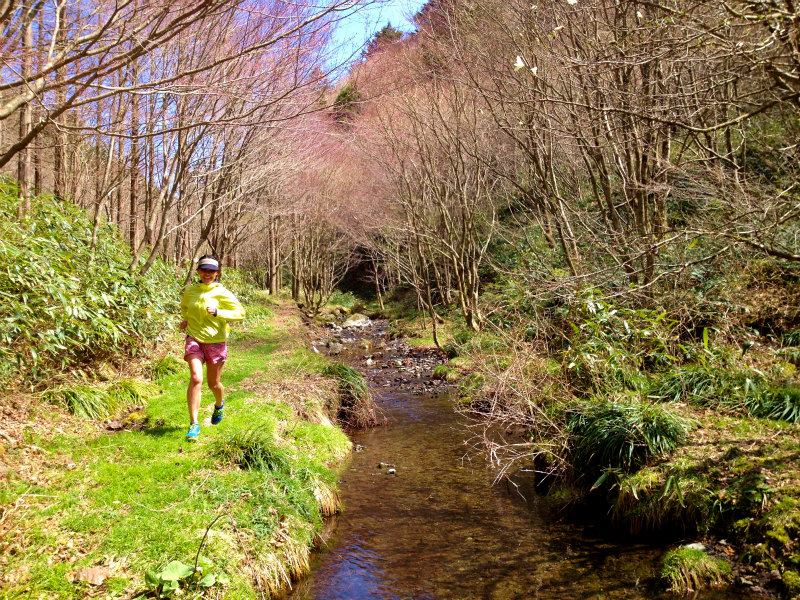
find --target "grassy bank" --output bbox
[0,295,351,599]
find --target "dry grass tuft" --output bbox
[237,375,338,426]
[313,483,341,518]
[456,348,574,482]
[231,522,312,599]
[322,363,380,429]
[661,547,732,593]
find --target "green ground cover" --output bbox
[0,297,351,599]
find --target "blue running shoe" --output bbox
[211,402,224,425]
[186,422,200,441]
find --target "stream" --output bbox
[289,323,765,600]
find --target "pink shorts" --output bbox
[184,336,228,365]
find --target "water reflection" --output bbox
[302,536,415,600]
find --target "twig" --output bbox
[193,513,225,574]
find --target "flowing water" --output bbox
[289,330,764,600]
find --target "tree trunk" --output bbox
[291,213,300,300]
[16,0,32,216]
[129,62,140,248]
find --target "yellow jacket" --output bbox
[180,281,245,343]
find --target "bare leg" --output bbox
[186,355,204,423]
[207,360,225,409]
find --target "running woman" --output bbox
[179,254,245,441]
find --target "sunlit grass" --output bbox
[661,547,732,593]
[1,298,350,599]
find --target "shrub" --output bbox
[778,347,800,367]
[746,384,800,424]
[44,379,157,420]
[561,292,678,395]
[661,547,732,593]
[783,570,800,596]
[241,302,275,330]
[567,400,691,479]
[650,366,800,423]
[0,179,179,388]
[216,425,291,471]
[150,356,184,381]
[455,331,506,354]
[328,290,359,309]
[647,366,719,405]
[613,469,715,535]
[783,329,800,347]
[333,83,362,122]
[452,329,473,346]
[218,268,261,305]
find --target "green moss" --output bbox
[448,356,473,370]
[445,369,462,383]
[433,364,462,383]
[458,372,485,397]
[783,570,800,595]
[742,543,773,566]
[544,485,575,505]
[772,361,797,378]
[432,365,450,379]
[760,498,800,550]
[767,526,792,546]
[495,357,512,370]
[732,518,753,537]
[730,456,758,475]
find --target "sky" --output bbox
[328,0,428,69]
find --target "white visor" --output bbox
[197,257,219,270]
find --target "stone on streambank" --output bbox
[310,304,352,326]
[343,313,371,328]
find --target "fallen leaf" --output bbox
[73,566,111,586]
